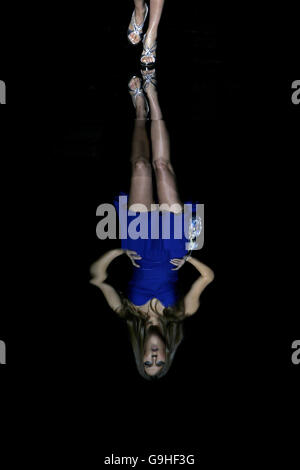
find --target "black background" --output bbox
[1,1,299,466]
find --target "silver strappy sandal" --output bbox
[141,69,158,92]
[128,76,150,116]
[140,33,157,66]
[127,4,149,46]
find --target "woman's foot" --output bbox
[141,69,157,96]
[128,76,149,118]
[141,69,162,119]
[128,4,148,45]
[140,32,157,65]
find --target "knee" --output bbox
[152,159,173,174]
[132,157,152,176]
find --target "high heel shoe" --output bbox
[140,33,157,66]
[127,4,149,46]
[141,69,158,93]
[128,76,150,116]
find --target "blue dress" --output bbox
[113,193,196,307]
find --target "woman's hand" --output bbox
[170,256,188,271]
[125,250,142,268]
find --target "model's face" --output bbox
[144,332,166,376]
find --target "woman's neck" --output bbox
[145,305,164,330]
[136,297,164,313]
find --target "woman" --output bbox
[127,0,165,66]
[90,70,214,379]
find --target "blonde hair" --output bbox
[115,295,186,380]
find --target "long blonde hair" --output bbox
[115,296,186,380]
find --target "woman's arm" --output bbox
[183,257,214,316]
[89,249,124,312]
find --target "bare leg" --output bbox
[141,0,165,65]
[144,79,182,211]
[128,0,147,44]
[128,78,154,211]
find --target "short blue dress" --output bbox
[113,193,197,308]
